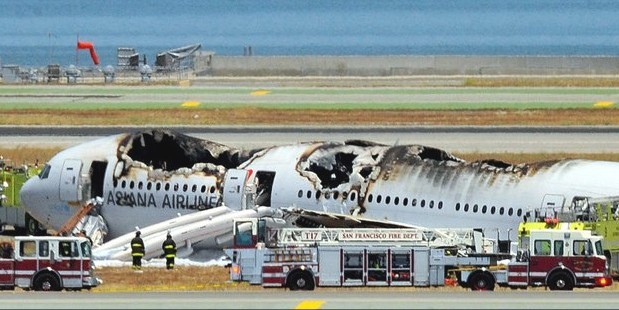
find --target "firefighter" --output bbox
[131,231,145,271]
[162,233,177,270]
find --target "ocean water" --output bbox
[2,0,619,67]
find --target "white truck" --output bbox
[224,218,613,291]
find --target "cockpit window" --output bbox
[39,164,51,179]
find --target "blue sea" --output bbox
[2,0,619,67]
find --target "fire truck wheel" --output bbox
[287,270,315,291]
[468,272,495,291]
[548,272,574,291]
[33,273,61,292]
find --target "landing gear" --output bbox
[25,213,45,236]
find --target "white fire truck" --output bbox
[224,218,613,291]
[0,236,101,291]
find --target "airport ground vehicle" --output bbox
[0,235,100,291]
[0,159,42,235]
[225,218,612,291]
[520,195,619,278]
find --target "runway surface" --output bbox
[3,125,619,154]
[1,290,618,309]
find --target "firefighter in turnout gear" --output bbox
[162,233,177,270]
[131,231,145,271]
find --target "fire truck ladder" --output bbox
[272,227,493,253]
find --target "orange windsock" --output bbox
[76,40,100,65]
[77,41,93,49]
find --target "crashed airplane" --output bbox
[19,129,619,259]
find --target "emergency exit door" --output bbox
[59,159,82,202]
[222,169,249,209]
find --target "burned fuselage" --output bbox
[97,129,261,237]
[239,139,619,236]
[20,129,619,243]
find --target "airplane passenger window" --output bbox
[429,201,434,209]
[147,182,152,190]
[342,191,348,199]
[138,182,143,190]
[113,179,118,187]
[500,207,505,215]
[315,191,321,199]
[173,184,179,191]
[455,203,461,211]
[156,182,162,191]
[368,194,373,203]
[491,206,496,214]
[191,185,197,192]
[333,191,339,200]
[473,204,478,213]
[385,196,390,204]
[376,195,382,203]
[402,198,408,206]
[482,205,487,213]
[165,183,170,191]
[350,192,356,201]
[324,192,331,199]
[421,200,425,208]
[210,186,215,194]
[129,181,135,189]
[201,185,206,193]
[297,190,303,198]
[394,197,399,206]
[183,184,188,192]
[438,201,443,209]
[412,199,417,206]
[306,190,311,199]
[121,180,127,188]
[517,209,523,217]
[508,208,514,216]
[464,204,469,212]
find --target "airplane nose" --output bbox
[20,178,35,208]
[19,177,43,219]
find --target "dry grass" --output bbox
[90,266,256,292]
[88,265,619,292]
[3,108,619,126]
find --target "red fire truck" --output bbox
[478,229,613,291]
[224,218,612,291]
[0,236,101,291]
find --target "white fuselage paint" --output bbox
[19,134,619,245]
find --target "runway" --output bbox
[0,290,617,309]
[3,125,619,153]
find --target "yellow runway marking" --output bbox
[181,101,201,107]
[294,300,325,309]
[594,101,614,108]
[250,89,271,96]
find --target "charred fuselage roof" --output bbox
[118,129,257,171]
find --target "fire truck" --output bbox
[0,235,101,291]
[224,218,612,291]
[520,195,619,277]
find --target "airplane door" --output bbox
[222,169,249,210]
[59,159,83,202]
[540,194,565,218]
